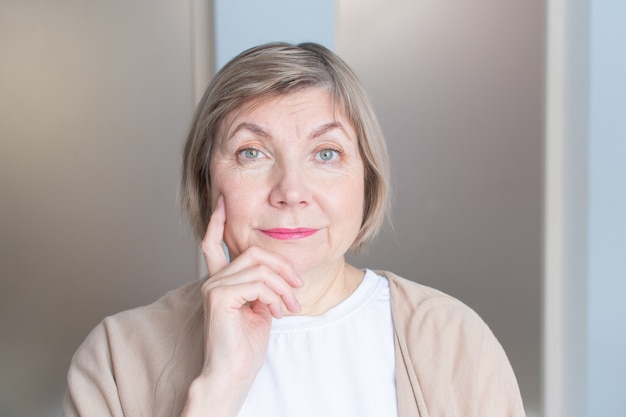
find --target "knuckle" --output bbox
[255,263,271,276]
[244,246,259,259]
[201,279,218,296]
[205,285,226,305]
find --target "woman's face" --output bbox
[209,88,365,275]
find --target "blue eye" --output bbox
[317,148,339,161]
[240,148,263,159]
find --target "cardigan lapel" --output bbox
[386,271,428,417]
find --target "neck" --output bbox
[288,260,364,316]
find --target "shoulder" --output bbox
[65,279,205,416]
[73,278,204,365]
[378,271,525,416]
[77,281,203,370]
[378,270,492,371]
[378,270,487,334]
[101,278,204,339]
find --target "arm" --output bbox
[476,326,526,417]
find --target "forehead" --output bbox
[219,88,354,138]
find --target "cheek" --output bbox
[216,177,262,253]
[329,175,365,229]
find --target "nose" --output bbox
[269,163,312,208]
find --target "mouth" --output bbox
[259,228,319,240]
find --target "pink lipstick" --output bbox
[260,228,318,240]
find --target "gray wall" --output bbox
[339,1,544,416]
[0,1,198,416]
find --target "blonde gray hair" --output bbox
[181,42,389,251]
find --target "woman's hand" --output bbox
[181,195,302,417]
[200,195,302,379]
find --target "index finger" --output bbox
[200,195,229,276]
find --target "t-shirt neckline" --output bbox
[270,269,383,332]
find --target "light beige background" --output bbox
[0,1,543,416]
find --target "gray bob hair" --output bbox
[180,42,390,251]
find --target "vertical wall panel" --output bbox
[545,1,626,416]
[544,0,589,416]
[587,0,626,415]
[0,1,199,415]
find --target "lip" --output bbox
[260,228,319,240]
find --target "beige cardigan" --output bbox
[64,271,525,417]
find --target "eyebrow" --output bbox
[309,122,349,140]
[228,122,271,140]
[227,121,352,141]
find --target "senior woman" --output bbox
[64,42,525,417]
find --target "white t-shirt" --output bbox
[237,269,398,417]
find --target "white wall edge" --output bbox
[543,0,566,416]
[544,0,590,415]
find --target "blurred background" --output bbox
[1,1,624,417]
